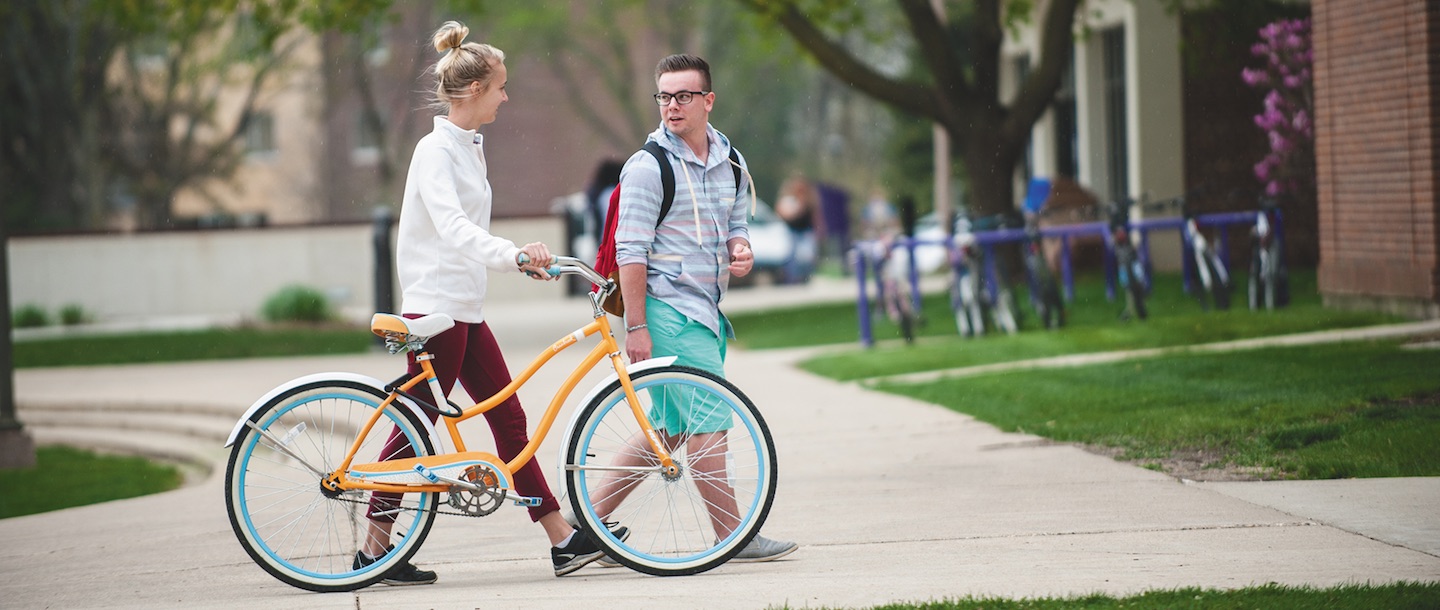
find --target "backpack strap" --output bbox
[728,147,741,191]
[641,141,675,224]
[640,141,743,225]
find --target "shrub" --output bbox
[59,304,90,326]
[12,304,50,328]
[261,285,333,323]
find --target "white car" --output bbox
[908,212,950,275]
[744,198,795,282]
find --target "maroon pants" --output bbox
[367,318,560,523]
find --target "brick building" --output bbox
[1312,0,1440,318]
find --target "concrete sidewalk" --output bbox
[4,283,1439,609]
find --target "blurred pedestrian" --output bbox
[775,173,819,284]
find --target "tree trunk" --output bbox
[961,129,1018,221]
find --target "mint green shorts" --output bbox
[645,299,733,435]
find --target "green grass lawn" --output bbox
[0,446,183,519]
[874,339,1440,480]
[13,325,374,368]
[830,582,1440,609]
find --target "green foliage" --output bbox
[261,285,333,323]
[12,304,50,328]
[13,326,372,368]
[1,0,397,234]
[0,446,182,519]
[58,304,89,326]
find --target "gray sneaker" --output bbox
[731,535,798,563]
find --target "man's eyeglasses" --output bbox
[653,90,709,106]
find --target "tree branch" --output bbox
[896,0,969,104]
[749,0,941,124]
[1001,0,1081,147]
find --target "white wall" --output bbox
[8,217,565,329]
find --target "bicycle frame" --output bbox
[323,257,676,496]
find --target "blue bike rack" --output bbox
[849,210,1280,346]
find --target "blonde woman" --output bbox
[357,21,623,585]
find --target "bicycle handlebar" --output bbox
[517,253,610,286]
[545,255,609,286]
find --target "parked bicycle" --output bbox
[1172,194,1233,311]
[1248,196,1290,310]
[1019,210,1066,329]
[855,236,919,343]
[223,256,777,591]
[949,214,1019,337]
[1102,197,1149,321]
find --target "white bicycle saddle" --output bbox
[370,313,456,340]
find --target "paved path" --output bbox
[4,283,1439,609]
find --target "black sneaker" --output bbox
[552,525,629,577]
[353,546,438,586]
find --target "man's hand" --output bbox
[728,239,753,278]
[625,327,652,363]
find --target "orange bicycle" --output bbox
[222,256,777,591]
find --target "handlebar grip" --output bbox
[517,253,562,278]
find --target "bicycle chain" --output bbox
[327,490,501,519]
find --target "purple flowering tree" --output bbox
[1241,18,1315,202]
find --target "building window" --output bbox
[1053,54,1079,180]
[1014,54,1034,184]
[244,111,276,156]
[1102,26,1129,201]
[351,113,383,165]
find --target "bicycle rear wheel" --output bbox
[1203,255,1232,311]
[1123,258,1149,321]
[565,366,777,577]
[950,272,977,337]
[1028,258,1066,329]
[1038,279,1065,329]
[895,290,916,344]
[991,287,1020,335]
[1248,250,1267,310]
[225,380,438,592]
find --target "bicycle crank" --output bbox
[445,465,506,517]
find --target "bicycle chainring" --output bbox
[446,465,505,517]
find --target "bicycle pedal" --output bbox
[509,494,542,507]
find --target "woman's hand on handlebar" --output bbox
[516,242,557,280]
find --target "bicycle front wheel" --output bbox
[1124,259,1149,321]
[1248,251,1266,310]
[992,287,1020,335]
[1203,255,1232,311]
[225,380,439,592]
[565,366,777,577]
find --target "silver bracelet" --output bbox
[626,323,648,333]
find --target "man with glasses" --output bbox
[585,53,797,566]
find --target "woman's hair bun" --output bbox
[432,20,469,53]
